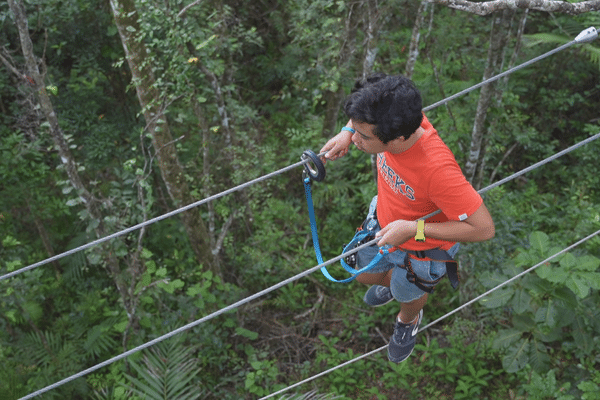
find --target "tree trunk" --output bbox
[362,0,380,79]
[405,0,429,79]
[320,2,362,138]
[109,0,217,273]
[360,0,381,183]
[464,9,514,187]
[8,0,101,218]
[9,0,138,336]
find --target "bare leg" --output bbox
[399,293,428,323]
[355,269,393,286]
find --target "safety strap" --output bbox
[402,250,460,293]
[303,171,458,289]
[303,177,392,283]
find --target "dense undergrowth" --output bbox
[1,0,600,399]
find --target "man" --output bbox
[320,74,495,363]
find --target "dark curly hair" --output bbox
[344,74,423,144]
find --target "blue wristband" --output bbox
[341,126,355,134]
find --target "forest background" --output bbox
[1,0,600,399]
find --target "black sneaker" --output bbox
[388,309,423,363]
[363,285,394,307]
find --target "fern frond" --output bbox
[62,232,89,283]
[21,330,63,367]
[522,33,570,47]
[127,360,165,400]
[583,43,600,71]
[123,338,201,400]
[279,390,344,400]
[84,325,118,359]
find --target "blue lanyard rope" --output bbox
[303,177,390,283]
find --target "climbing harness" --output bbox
[304,171,459,290]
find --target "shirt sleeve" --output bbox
[427,156,483,221]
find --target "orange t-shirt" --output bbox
[376,115,483,251]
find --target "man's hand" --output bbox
[375,220,417,247]
[320,127,353,162]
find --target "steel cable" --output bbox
[4,27,596,282]
[1,157,316,282]
[16,27,599,398]
[19,129,600,399]
[259,227,600,400]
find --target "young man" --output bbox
[320,74,495,363]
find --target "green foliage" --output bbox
[520,368,574,400]
[243,351,281,396]
[480,231,600,373]
[122,337,201,400]
[2,0,600,398]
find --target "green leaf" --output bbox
[511,289,532,314]
[515,250,536,268]
[583,272,600,290]
[480,287,513,308]
[141,248,153,259]
[186,284,201,296]
[2,235,21,246]
[5,310,18,323]
[572,315,594,356]
[545,265,569,284]
[146,260,156,273]
[535,300,557,327]
[479,271,509,288]
[114,320,129,333]
[502,339,530,373]
[22,301,43,322]
[125,25,136,32]
[493,328,523,349]
[529,231,550,256]
[140,273,151,287]
[535,263,553,280]
[578,381,599,393]
[513,314,537,332]
[566,274,591,298]
[6,260,22,272]
[559,253,577,269]
[170,279,184,290]
[578,255,600,271]
[235,327,259,340]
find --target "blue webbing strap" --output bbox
[303,177,390,283]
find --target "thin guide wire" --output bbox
[259,227,600,400]
[19,129,600,399]
[15,28,599,398]
[1,157,316,282]
[3,31,591,282]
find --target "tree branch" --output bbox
[177,0,203,18]
[427,0,600,15]
[0,50,25,79]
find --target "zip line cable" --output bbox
[20,129,600,400]
[18,240,376,400]
[3,26,596,283]
[259,227,600,400]
[16,27,599,398]
[422,26,598,113]
[0,157,317,282]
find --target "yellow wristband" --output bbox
[415,220,425,242]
